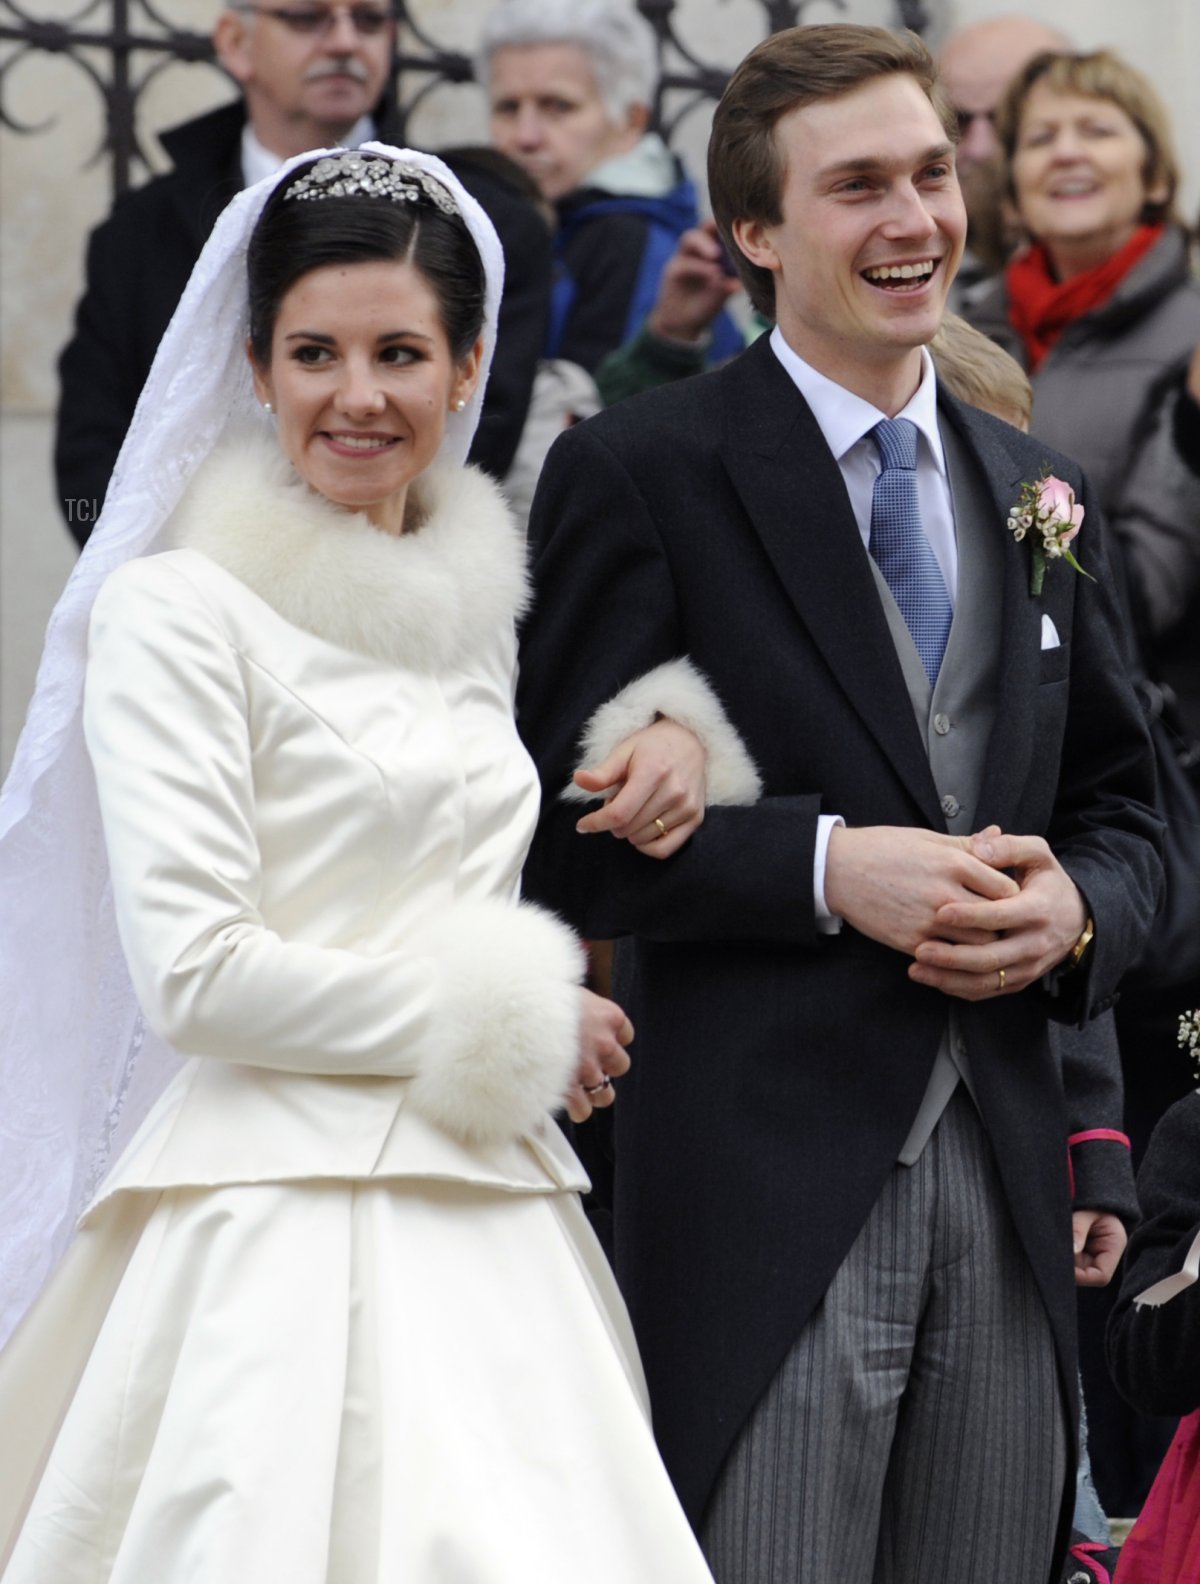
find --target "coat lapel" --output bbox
[716,339,942,825]
[937,394,1044,828]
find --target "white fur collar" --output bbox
[164,432,528,672]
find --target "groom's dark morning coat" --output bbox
[515,335,1162,1530]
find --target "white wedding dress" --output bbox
[0,439,714,1583]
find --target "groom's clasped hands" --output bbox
[566,718,1088,1002]
[826,822,1088,1001]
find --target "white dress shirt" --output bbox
[767,329,959,929]
[240,116,377,190]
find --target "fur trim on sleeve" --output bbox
[407,900,586,1145]
[561,657,762,807]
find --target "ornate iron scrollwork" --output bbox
[0,0,927,198]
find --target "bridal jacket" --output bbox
[1,429,728,1584]
[80,433,589,1212]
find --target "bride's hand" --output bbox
[573,719,706,859]
[564,988,634,1122]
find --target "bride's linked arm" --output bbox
[562,660,758,860]
[82,556,625,1146]
[569,714,711,860]
[517,435,828,946]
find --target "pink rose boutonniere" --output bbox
[1007,468,1094,596]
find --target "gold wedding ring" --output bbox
[997,967,1006,992]
[654,817,669,839]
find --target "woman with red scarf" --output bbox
[965,49,1200,697]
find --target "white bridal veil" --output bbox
[0,146,504,1347]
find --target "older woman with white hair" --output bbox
[479,0,740,373]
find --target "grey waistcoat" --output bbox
[866,418,1004,1163]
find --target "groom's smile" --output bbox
[733,71,966,408]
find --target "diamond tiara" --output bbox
[283,153,460,215]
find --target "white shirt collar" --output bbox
[769,326,946,476]
[240,116,378,191]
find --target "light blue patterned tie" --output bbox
[868,417,953,685]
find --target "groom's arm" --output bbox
[518,420,826,945]
[518,422,1021,948]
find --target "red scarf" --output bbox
[1116,1408,1200,1583]
[1005,223,1165,371]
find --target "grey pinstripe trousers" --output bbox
[701,1089,1068,1584]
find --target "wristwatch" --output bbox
[1069,916,1095,970]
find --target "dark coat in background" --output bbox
[1109,1089,1200,1417]
[54,99,553,544]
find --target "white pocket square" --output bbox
[1040,614,1061,651]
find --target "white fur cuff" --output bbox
[562,657,762,807]
[407,900,585,1145]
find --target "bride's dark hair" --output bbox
[247,156,487,366]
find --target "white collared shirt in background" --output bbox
[240,116,377,190]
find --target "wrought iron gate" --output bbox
[0,0,928,199]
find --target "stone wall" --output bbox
[2,0,1196,770]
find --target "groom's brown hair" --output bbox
[709,24,956,318]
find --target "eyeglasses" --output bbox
[236,4,393,35]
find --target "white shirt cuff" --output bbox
[814,814,845,935]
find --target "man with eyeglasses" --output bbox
[217,1,393,170]
[936,14,1068,306]
[54,2,552,544]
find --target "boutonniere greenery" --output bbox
[1007,469,1094,597]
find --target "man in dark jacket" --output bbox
[517,23,1161,1583]
[55,1,551,544]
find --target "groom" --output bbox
[516,24,1160,1583]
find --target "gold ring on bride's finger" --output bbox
[997,967,1006,992]
[654,817,669,839]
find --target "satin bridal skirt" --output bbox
[0,1179,714,1583]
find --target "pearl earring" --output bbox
[452,398,467,413]
[262,401,273,414]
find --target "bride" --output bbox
[0,147,714,1581]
